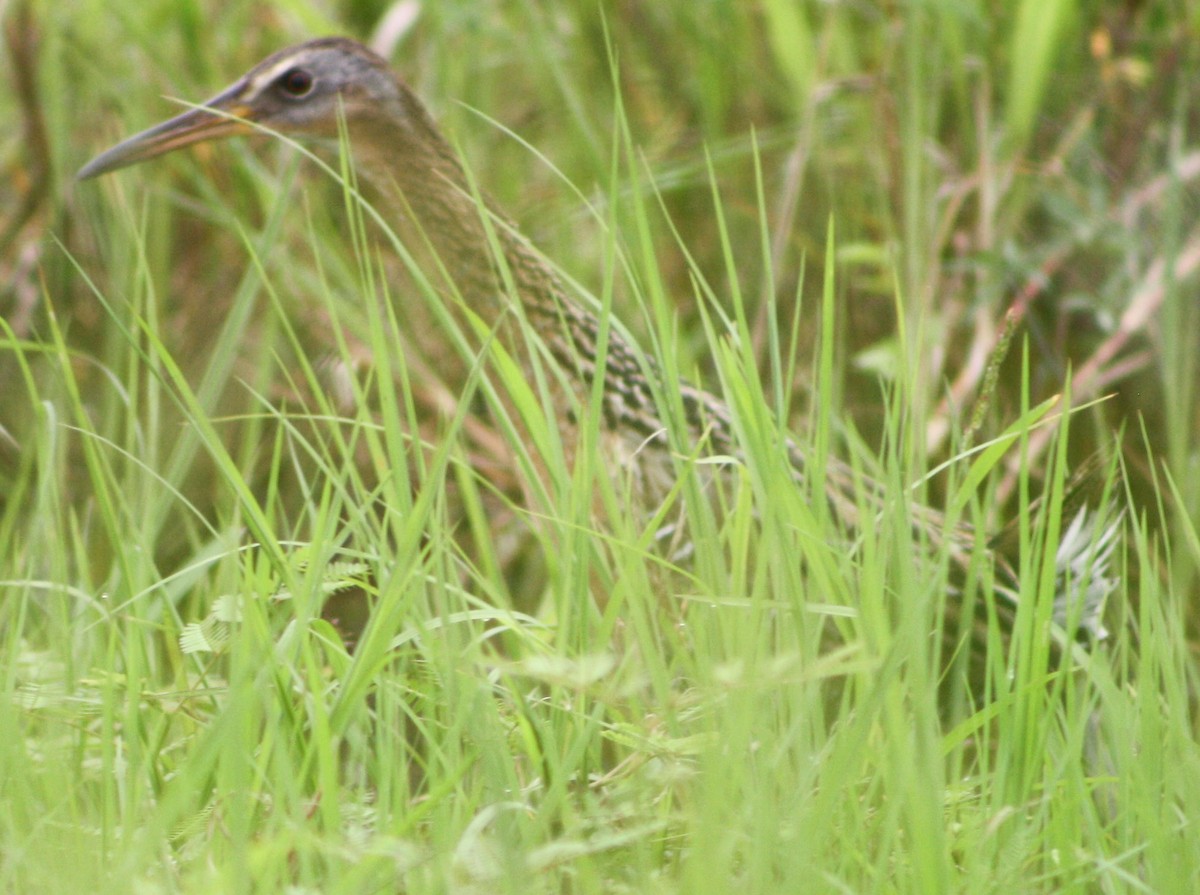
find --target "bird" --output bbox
[78,36,1119,657]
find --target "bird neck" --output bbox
[346,100,682,448]
[347,111,567,341]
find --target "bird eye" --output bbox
[278,67,314,97]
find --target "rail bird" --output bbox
[79,37,1119,654]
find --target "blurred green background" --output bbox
[3,0,1199,891]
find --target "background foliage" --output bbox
[2,0,1198,891]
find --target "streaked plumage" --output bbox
[79,37,1120,651]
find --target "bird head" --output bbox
[78,37,408,180]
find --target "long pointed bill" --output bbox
[77,82,257,180]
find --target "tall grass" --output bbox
[3,2,1198,892]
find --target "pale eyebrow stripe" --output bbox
[247,59,302,94]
